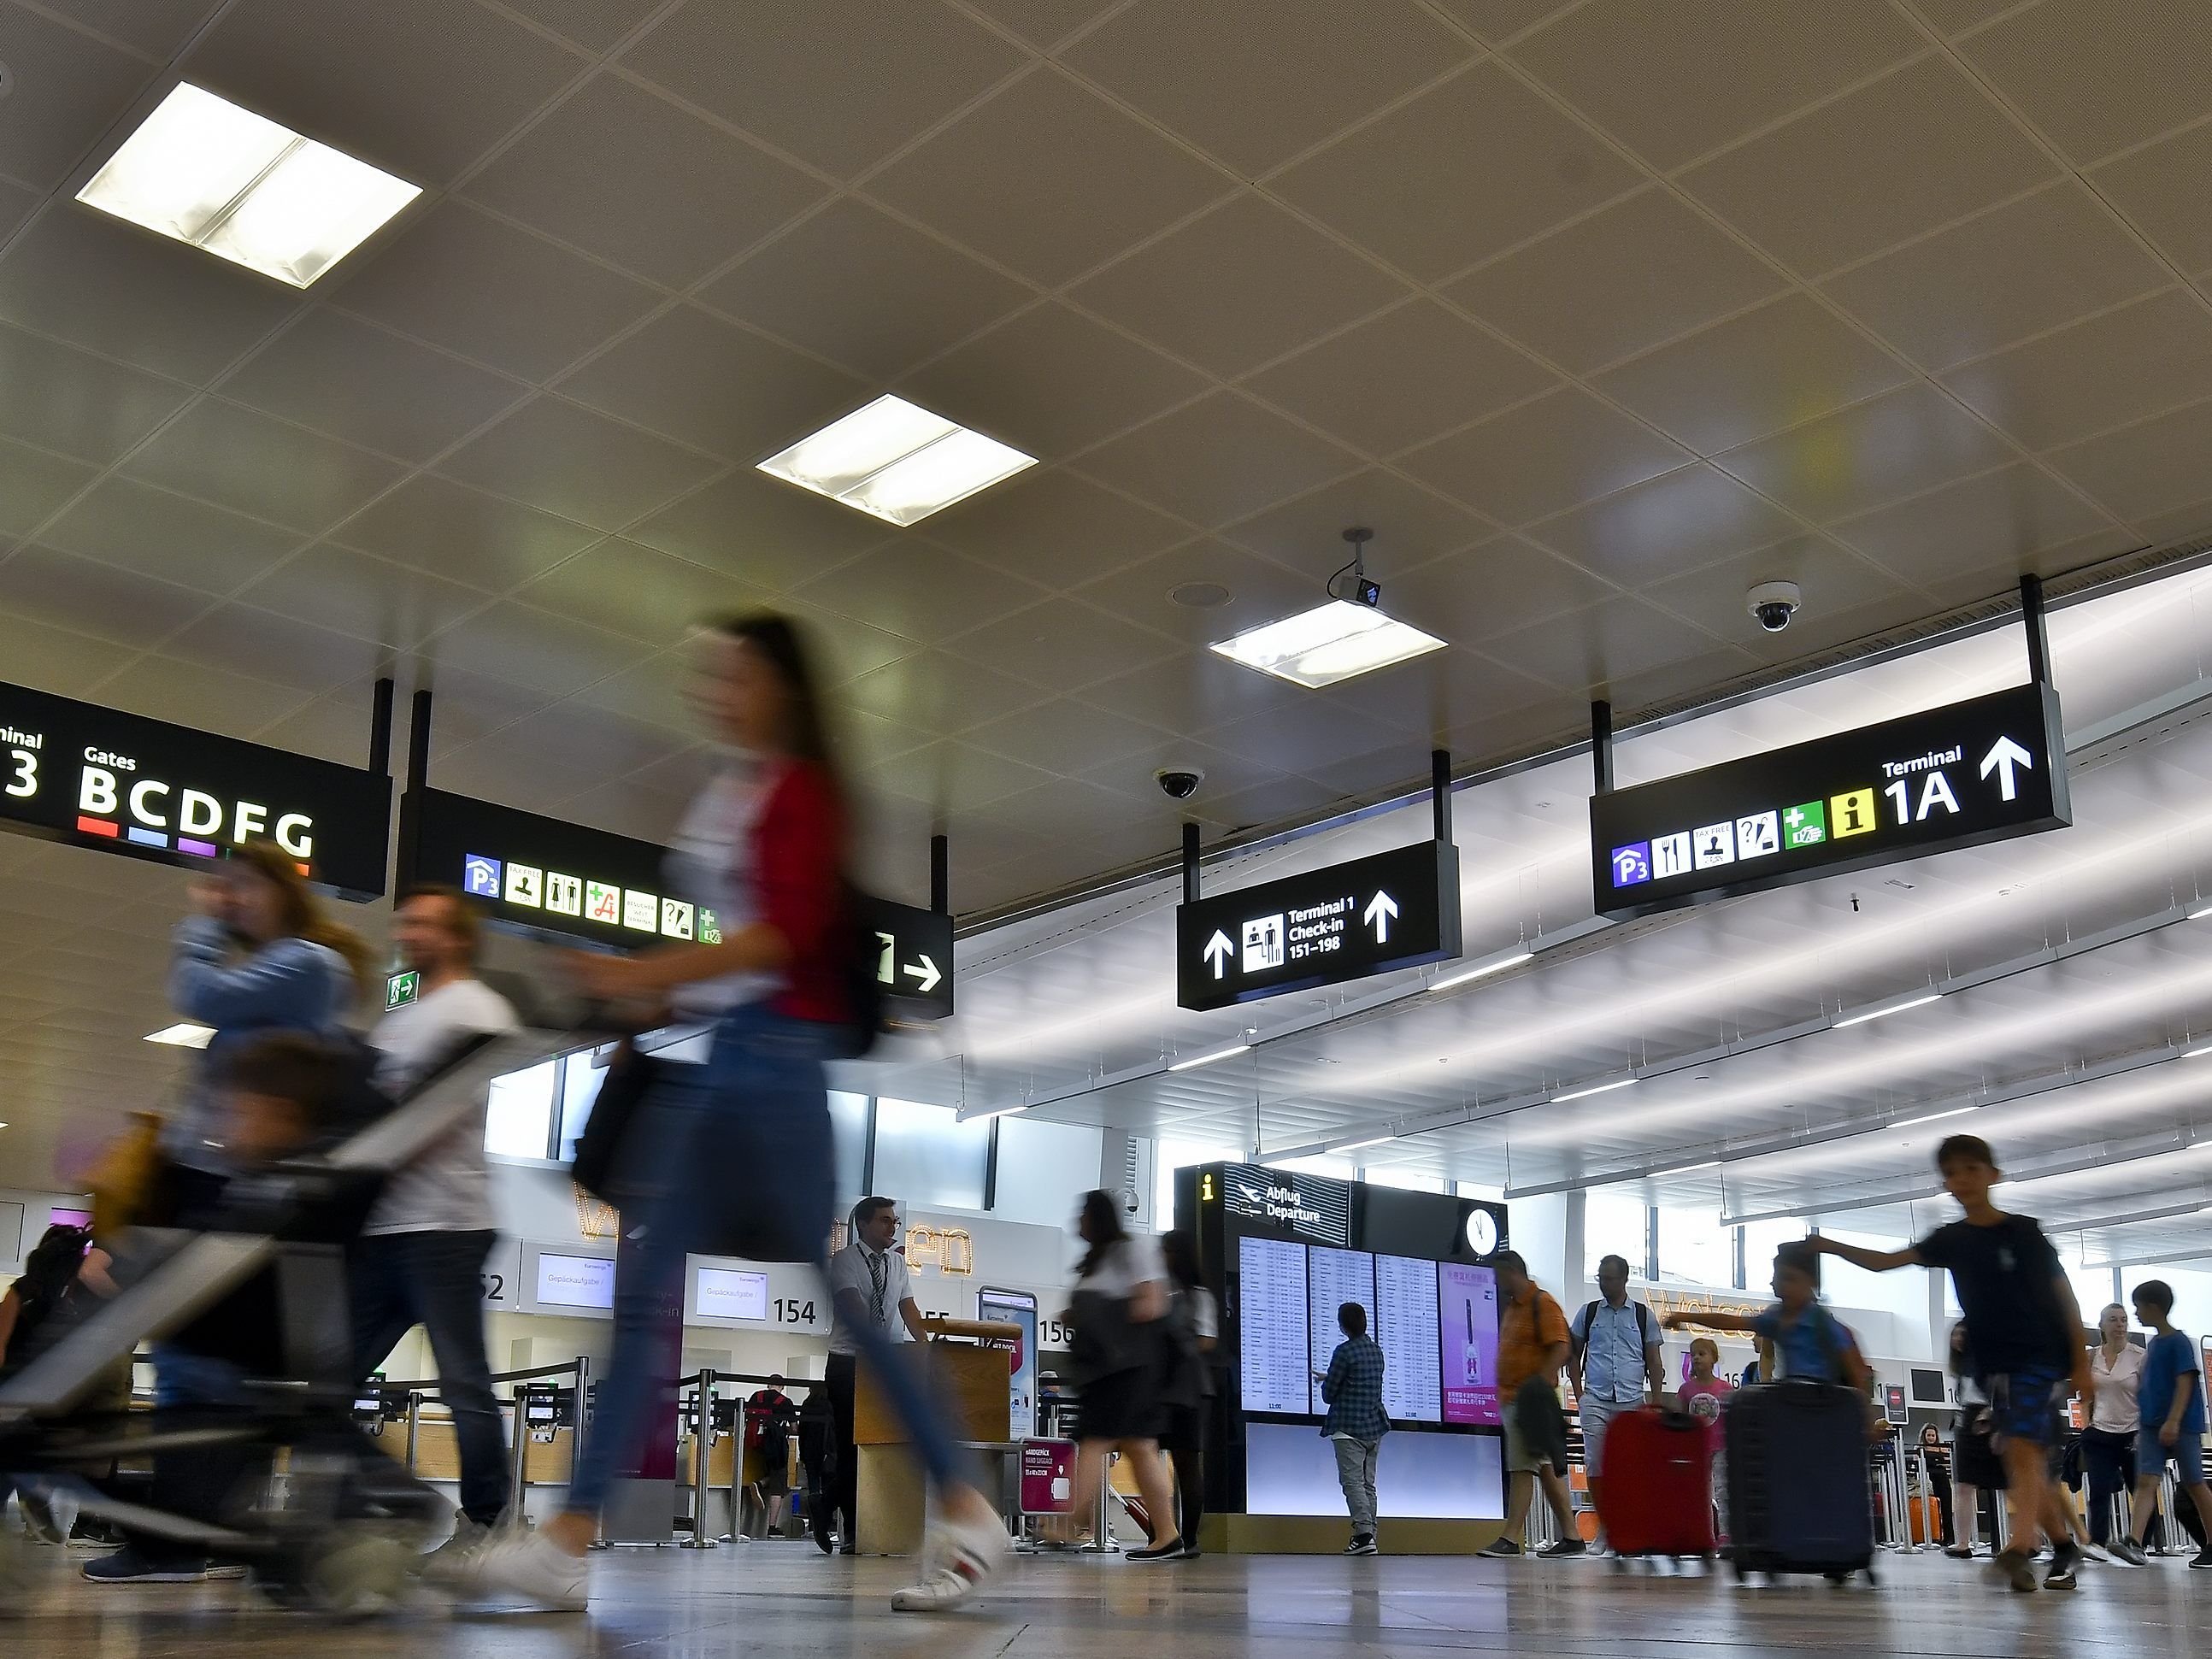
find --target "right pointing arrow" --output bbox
[903,955,941,993]
[1980,735,2033,802]
[1203,930,1234,980]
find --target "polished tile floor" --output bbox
[5,1540,2204,1657]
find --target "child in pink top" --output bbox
[1679,1338,1735,1539]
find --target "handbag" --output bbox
[1954,1404,2009,1490]
[568,1038,661,1203]
[89,1109,169,1239]
[1066,1286,1152,1390]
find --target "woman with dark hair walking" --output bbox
[1157,1228,1217,1558]
[462,612,1003,1615]
[1062,1191,1183,1561]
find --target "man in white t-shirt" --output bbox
[820,1197,927,1553]
[350,885,520,1563]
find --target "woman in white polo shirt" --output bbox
[2086,1302,2146,1558]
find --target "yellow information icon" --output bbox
[1829,787,1878,838]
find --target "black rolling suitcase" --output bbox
[1724,1380,1876,1584]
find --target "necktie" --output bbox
[867,1248,888,1327]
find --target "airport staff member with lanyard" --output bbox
[822,1197,928,1554]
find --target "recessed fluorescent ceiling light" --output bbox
[1210,600,1445,689]
[1551,1076,1638,1104]
[145,1022,215,1048]
[1895,1104,1980,1128]
[1167,1044,1252,1073]
[758,394,1035,526]
[1832,991,1942,1030]
[1429,950,1534,992]
[76,84,420,287]
[1335,1135,1395,1154]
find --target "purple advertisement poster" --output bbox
[1438,1262,1501,1427]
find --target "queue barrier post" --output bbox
[506,1382,532,1524]
[403,1391,421,1477]
[682,1369,718,1550]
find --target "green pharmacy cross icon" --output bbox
[1783,802,1827,849]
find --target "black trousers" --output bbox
[2083,1427,2133,1544]
[824,1352,858,1547]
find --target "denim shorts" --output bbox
[2138,1427,2207,1485]
[1981,1362,2066,1448]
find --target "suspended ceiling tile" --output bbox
[1380,536,1613,644]
[0,206,301,384]
[335,199,662,383]
[625,467,893,589]
[841,649,1052,738]
[698,197,1032,380]
[2090,123,2212,279]
[1198,697,1414,775]
[1315,639,1560,738]
[1939,288,2212,453]
[960,0,1123,51]
[1593,294,1911,456]
[514,540,773,647]
[0,321,192,466]
[0,543,213,650]
[1821,183,2176,373]
[41,474,302,593]
[1221,468,1491,576]
[1509,0,1921,172]
[899,302,1210,462]
[235,543,490,650]
[436,396,721,530]
[556,303,866,464]
[1712,383,2020,525]
[1077,645,1310,735]
[0,439,98,540]
[160,601,390,692]
[944,596,1184,693]
[919,462,1194,586]
[462,74,829,289]
[868,67,1237,284]
[118,397,404,535]
[221,309,524,463]
[494,0,663,52]
[491,699,692,784]
[1480,594,1733,694]
[1531,462,1804,588]
[869,738,1058,812]
[1076,391,1362,529]
[1959,0,2212,165]
[1396,385,1693,527]
[250,682,400,768]
[1064,0,1474,178]
[0,3,152,188]
[557,650,692,732]
[183,0,589,187]
[790,539,1050,645]
[96,650,313,734]
[1244,298,1558,459]
[332,471,597,588]
[1683,57,2058,279]
[423,599,656,697]
[2044,398,2212,526]
[1070,538,1321,649]
[1447,186,1787,377]
[1827,462,2119,586]
[1272,59,1643,285]
[778,603,926,689]
[1640,541,1917,651]
[621,0,1026,180]
[1072,193,1408,379]
[963,697,1174,775]
[1911,0,2022,32]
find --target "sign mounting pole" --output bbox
[1431,748,1451,844]
[1182,821,1201,904]
[368,677,394,779]
[1591,700,1615,796]
[929,832,949,915]
[2020,574,2050,688]
[396,687,432,893]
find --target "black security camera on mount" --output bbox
[1747,581,1801,633]
[1156,768,1205,801]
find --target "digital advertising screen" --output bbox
[1438,1261,1502,1426]
[980,1287,1040,1441]
[1238,1234,1310,1415]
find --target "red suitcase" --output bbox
[1597,1406,1718,1559]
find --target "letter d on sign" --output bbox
[179,790,221,836]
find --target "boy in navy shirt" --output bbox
[2121,1280,2212,1568]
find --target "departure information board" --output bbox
[1238,1235,1311,1415]
[1307,1246,1377,1414]
[1377,1254,1443,1425]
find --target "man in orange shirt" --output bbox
[1478,1250,1585,1558]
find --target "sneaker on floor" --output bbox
[2044,1543,2079,1590]
[1537,1538,1589,1558]
[1990,1548,2038,1593]
[2109,1538,2149,1567]
[2191,1549,2212,1570]
[1344,1535,1379,1556]
[418,1516,493,1585]
[891,1509,1005,1613]
[81,1545,210,1584]
[1476,1538,1523,1559]
[2079,1542,2110,1563]
[448,1532,588,1612]
[1943,1544,1975,1560]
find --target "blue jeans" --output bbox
[566,1006,966,1515]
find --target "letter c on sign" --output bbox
[129,779,171,828]
[274,813,313,858]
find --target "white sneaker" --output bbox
[449,1531,588,1612]
[891,1510,1006,1613]
[418,1516,492,1585]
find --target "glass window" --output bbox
[993,1116,1103,1230]
[829,1091,868,1206]
[1362,1166,1447,1193]
[1585,1189,1650,1281]
[870,1097,989,1213]
[1267,1155,1353,1180]
[555,1047,612,1162]
[485,1059,556,1160]
[1153,1138,1243,1227]
[1741,1218,1804,1292]
[1819,1227,1933,1331]
[2129,1265,2212,1328]
[1657,1202,1733,1290]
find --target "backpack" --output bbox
[1576,1297,1655,1355]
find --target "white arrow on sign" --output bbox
[1203,930,1234,980]
[1364,890,1398,944]
[903,956,941,993]
[1979,735,2033,803]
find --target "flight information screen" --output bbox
[1376,1253,1443,1425]
[1307,1246,1377,1414]
[1238,1235,1311,1415]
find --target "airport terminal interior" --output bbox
[7,0,2212,1652]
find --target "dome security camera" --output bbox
[1747,581,1802,633]
[1156,767,1205,800]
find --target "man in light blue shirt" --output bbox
[1569,1254,1664,1540]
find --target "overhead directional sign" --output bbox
[409,787,955,1016]
[1176,840,1462,1011]
[0,679,391,898]
[1590,681,2070,921]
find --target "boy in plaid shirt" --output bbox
[1317,1302,1389,1555]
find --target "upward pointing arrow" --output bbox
[1364,890,1399,944]
[1979,735,2033,803]
[1203,930,1234,980]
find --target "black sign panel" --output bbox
[1209,1161,1352,1246]
[1590,682,2069,921]
[0,679,391,899]
[1176,840,1461,1011]
[409,787,954,1015]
